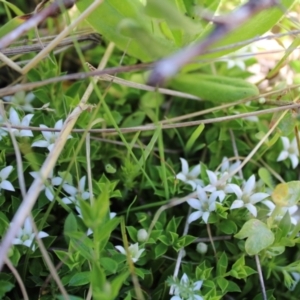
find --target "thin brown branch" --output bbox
[0,0,75,50]
[1,33,101,56]
[1,102,298,134]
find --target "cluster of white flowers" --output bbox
[176,157,283,223]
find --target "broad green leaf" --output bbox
[0,280,14,298]
[258,168,274,190]
[216,277,228,293]
[100,257,118,273]
[111,271,130,299]
[154,243,168,258]
[272,181,300,207]
[69,271,91,286]
[217,252,228,276]
[76,0,176,61]
[235,219,275,255]
[170,74,259,103]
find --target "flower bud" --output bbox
[196,242,208,254]
[137,229,148,242]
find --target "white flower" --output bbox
[277,136,299,169]
[5,107,34,137]
[3,91,35,112]
[12,216,49,251]
[228,175,270,217]
[0,166,15,192]
[30,170,63,201]
[176,158,203,190]
[220,157,241,175]
[32,119,72,152]
[62,176,90,205]
[187,186,221,224]
[203,170,237,202]
[263,200,299,225]
[170,273,203,300]
[115,243,145,263]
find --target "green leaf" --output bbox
[272,181,300,207]
[171,73,259,103]
[258,168,274,190]
[100,257,118,274]
[216,277,228,293]
[69,271,91,286]
[217,252,228,276]
[0,280,14,298]
[76,0,175,61]
[154,243,168,258]
[219,220,237,234]
[226,280,241,293]
[111,271,130,299]
[185,124,205,154]
[235,219,275,255]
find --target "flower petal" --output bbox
[32,140,50,148]
[37,231,49,239]
[202,211,210,223]
[243,175,255,194]
[187,198,201,210]
[290,154,299,169]
[179,158,189,175]
[0,166,13,180]
[206,170,217,185]
[0,180,15,191]
[115,245,126,255]
[63,184,77,196]
[9,108,20,125]
[230,200,244,210]
[226,183,242,198]
[189,164,201,177]
[245,203,257,217]
[281,137,290,149]
[277,150,289,162]
[249,192,269,204]
[188,211,202,223]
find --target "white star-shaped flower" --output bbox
[32,119,72,152]
[3,91,35,112]
[5,107,34,137]
[171,273,203,300]
[62,176,90,205]
[187,186,222,224]
[228,175,270,217]
[12,216,49,251]
[203,170,238,202]
[115,243,145,263]
[0,166,15,192]
[277,136,299,169]
[263,200,299,225]
[176,158,203,190]
[30,170,63,201]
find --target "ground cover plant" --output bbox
[0,0,300,299]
